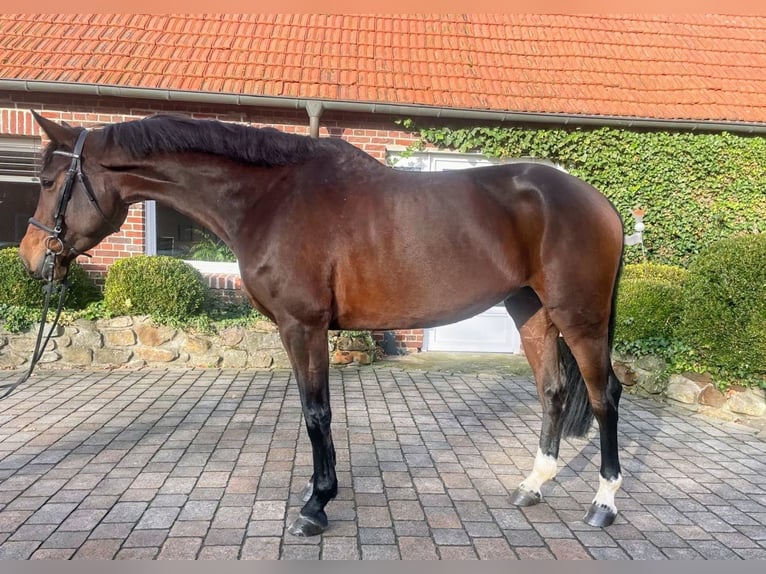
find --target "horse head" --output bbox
[19,112,127,281]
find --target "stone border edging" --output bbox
[0,317,376,371]
[614,354,766,422]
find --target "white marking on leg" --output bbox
[519,448,558,495]
[592,474,623,514]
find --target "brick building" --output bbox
[2,14,766,353]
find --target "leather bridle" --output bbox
[1,129,118,399]
[27,129,120,278]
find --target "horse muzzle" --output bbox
[18,232,65,281]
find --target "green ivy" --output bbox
[399,121,766,266]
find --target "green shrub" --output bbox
[614,278,685,345]
[104,255,207,321]
[0,247,98,310]
[0,303,38,333]
[677,233,766,378]
[621,262,688,284]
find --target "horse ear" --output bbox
[31,110,77,148]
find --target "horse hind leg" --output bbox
[505,289,568,506]
[551,312,623,528]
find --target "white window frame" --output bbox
[144,199,239,275]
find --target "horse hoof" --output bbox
[584,503,617,527]
[287,512,328,537]
[510,487,541,507]
[301,479,314,503]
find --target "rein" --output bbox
[0,129,112,400]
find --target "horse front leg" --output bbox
[278,320,338,537]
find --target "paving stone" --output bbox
[618,540,666,560]
[178,500,218,521]
[393,520,430,537]
[115,547,159,559]
[321,537,360,560]
[474,537,516,559]
[547,538,592,559]
[357,506,392,528]
[103,501,147,523]
[389,500,425,521]
[464,521,503,537]
[241,537,281,559]
[204,528,245,546]
[438,546,478,559]
[0,541,41,559]
[123,529,168,548]
[589,546,631,560]
[73,539,122,559]
[425,506,462,529]
[399,536,439,560]
[198,545,240,560]
[8,524,57,542]
[40,531,89,549]
[27,502,77,525]
[361,544,400,560]
[281,544,321,560]
[30,547,75,559]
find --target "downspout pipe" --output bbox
[305,100,323,138]
[3,79,766,135]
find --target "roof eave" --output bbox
[2,79,766,135]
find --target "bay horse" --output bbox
[19,112,625,536]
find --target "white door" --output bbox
[405,153,522,354]
[423,305,521,353]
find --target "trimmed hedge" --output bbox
[104,255,207,321]
[621,262,688,285]
[677,233,766,377]
[0,246,98,310]
[614,263,686,346]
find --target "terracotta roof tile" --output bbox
[2,14,766,123]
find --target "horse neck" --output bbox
[110,153,279,250]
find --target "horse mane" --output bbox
[98,114,365,167]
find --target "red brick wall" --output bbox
[0,92,425,352]
[77,205,145,282]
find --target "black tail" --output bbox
[558,337,595,438]
[559,249,624,438]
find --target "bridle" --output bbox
[0,129,119,399]
[28,129,120,272]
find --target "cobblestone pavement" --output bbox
[0,367,764,560]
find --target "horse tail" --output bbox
[557,337,595,438]
[559,248,624,439]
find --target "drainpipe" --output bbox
[305,100,324,138]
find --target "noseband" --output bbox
[1,129,117,399]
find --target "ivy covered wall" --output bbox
[403,121,766,266]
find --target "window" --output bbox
[0,136,41,248]
[144,201,239,274]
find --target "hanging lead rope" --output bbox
[0,265,69,400]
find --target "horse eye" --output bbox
[40,178,55,188]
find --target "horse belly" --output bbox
[334,242,523,331]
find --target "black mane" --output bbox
[97,114,363,167]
